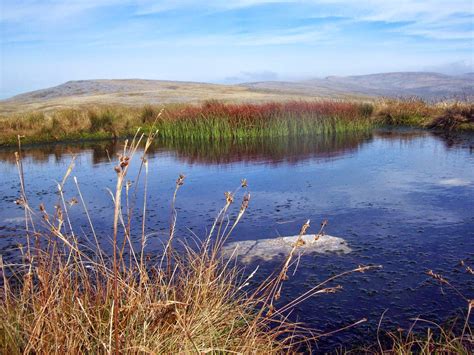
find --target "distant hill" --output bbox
[1,72,472,114]
[241,72,473,101]
[0,79,332,114]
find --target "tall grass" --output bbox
[428,102,474,131]
[0,101,375,145]
[375,98,474,130]
[1,99,472,146]
[152,101,374,140]
[0,134,379,353]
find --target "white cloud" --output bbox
[2,1,472,42]
[223,25,336,46]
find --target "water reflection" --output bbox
[0,129,471,167]
[161,132,373,165]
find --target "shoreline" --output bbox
[1,100,472,147]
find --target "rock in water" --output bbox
[222,234,351,263]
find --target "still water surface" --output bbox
[1,129,473,349]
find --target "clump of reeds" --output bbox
[427,102,474,131]
[0,133,379,353]
[154,100,374,140]
[375,98,439,126]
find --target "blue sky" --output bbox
[1,0,473,98]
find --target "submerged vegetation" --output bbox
[0,135,472,353]
[0,99,472,146]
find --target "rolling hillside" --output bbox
[242,72,473,101]
[1,72,472,114]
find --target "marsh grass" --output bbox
[1,99,472,146]
[0,101,375,145]
[376,316,473,354]
[375,98,474,130]
[0,133,381,353]
[374,98,437,126]
[428,103,474,131]
[151,101,374,140]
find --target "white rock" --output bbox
[222,234,351,263]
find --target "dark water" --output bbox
[1,129,473,350]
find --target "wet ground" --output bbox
[1,129,473,350]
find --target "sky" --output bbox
[1,0,473,98]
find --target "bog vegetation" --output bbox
[0,99,472,146]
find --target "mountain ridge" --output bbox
[240,72,473,100]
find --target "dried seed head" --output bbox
[240,193,251,212]
[114,166,121,174]
[316,285,343,294]
[241,178,248,188]
[225,191,234,204]
[427,269,448,284]
[356,265,372,273]
[299,219,310,235]
[68,197,78,206]
[176,174,185,186]
[14,197,25,206]
[293,237,306,248]
[266,305,275,317]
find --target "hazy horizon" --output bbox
[1,1,473,98]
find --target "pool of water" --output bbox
[1,129,473,349]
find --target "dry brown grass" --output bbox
[375,98,474,130]
[374,98,439,126]
[428,102,474,131]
